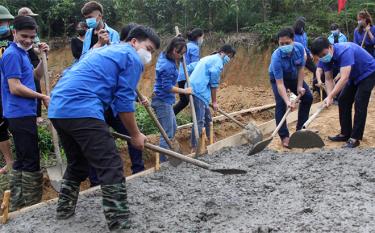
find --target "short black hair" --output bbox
[81,1,103,15]
[311,37,331,55]
[13,15,37,31]
[330,23,339,31]
[126,25,160,50]
[164,36,186,60]
[187,28,203,41]
[120,23,138,41]
[218,44,236,57]
[277,27,294,40]
[293,17,306,35]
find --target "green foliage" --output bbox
[37,125,55,162]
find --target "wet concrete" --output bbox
[2,146,375,232]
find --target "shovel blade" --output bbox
[289,130,325,149]
[46,164,66,192]
[244,123,263,144]
[209,166,247,175]
[248,137,273,155]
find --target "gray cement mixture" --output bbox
[2,146,375,233]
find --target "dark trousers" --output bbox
[173,80,189,115]
[338,72,375,140]
[8,117,40,172]
[271,79,313,139]
[88,108,145,186]
[35,79,42,117]
[51,118,124,185]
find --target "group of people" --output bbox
[0,0,374,231]
[270,10,375,149]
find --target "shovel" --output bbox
[289,103,326,149]
[136,89,182,167]
[210,104,263,143]
[175,26,201,157]
[113,132,246,175]
[248,94,302,155]
[41,52,66,191]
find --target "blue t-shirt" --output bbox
[48,43,144,120]
[153,52,179,105]
[294,32,310,56]
[189,54,223,106]
[354,26,375,47]
[177,41,200,82]
[320,42,375,85]
[328,32,348,44]
[269,42,306,81]
[82,23,120,56]
[1,42,37,118]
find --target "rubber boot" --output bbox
[56,179,80,219]
[9,169,24,212]
[22,171,43,207]
[101,182,131,231]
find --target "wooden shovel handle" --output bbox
[210,104,247,129]
[135,89,174,149]
[303,103,326,129]
[361,30,368,48]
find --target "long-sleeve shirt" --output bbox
[177,41,200,82]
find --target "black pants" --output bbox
[8,117,40,172]
[173,80,189,115]
[51,118,124,185]
[35,79,42,117]
[338,72,375,140]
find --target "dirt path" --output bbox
[2,145,375,232]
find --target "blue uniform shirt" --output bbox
[1,42,36,118]
[48,43,144,120]
[320,42,375,85]
[177,41,200,82]
[82,23,120,55]
[269,42,306,81]
[354,26,375,47]
[328,32,348,44]
[189,54,224,106]
[153,52,179,105]
[294,32,310,56]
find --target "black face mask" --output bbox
[77,29,86,37]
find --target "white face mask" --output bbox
[137,48,152,65]
[16,42,33,51]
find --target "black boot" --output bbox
[22,171,43,207]
[101,182,130,231]
[56,179,80,219]
[9,169,24,212]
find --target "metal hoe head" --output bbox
[289,129,325,149]
[168,139,183,167]
[248,137,273,156]
[46,164,67,192]
[209,166,247,175]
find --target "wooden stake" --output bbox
[209,122,214,145]
[320,86,323,102]
[1,190,10,224]
[155,152,160,171]
[199,128,206,155]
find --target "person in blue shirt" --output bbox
[328,23,348,45]
[354,10,375,57]
[81,1,120,55]
[152,36,191,161]
[1,16,49,211]
[189,44,236,151]
[173,28,204,115]
[87,23,146,188]
[293,17,317,83]
[48,26,160,230]
[269,27,313,148]
[311,38,375,148]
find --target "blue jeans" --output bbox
[88,108,145,186]
[191,96,212,148]
[151,98,177,162]
[271,79,313,139]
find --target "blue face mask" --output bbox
[223,55,230,65]
[279,44,293,54]
[0,25,9,35]
[320,52,333,63]
[86,17,97,29]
